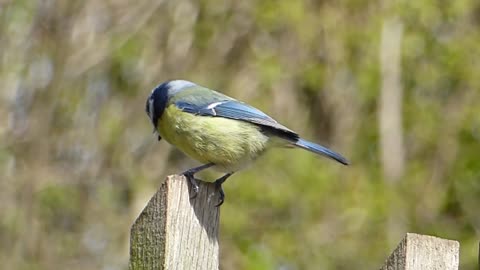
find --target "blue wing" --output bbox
[176,99,349,165]
[175,100,299,139]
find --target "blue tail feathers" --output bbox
[294,138,349,165]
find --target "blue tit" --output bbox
[146,80,348,206]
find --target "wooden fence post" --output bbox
[380,233,460,270]
[129,175,220,270]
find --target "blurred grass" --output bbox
[0,0,479,269]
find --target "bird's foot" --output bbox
[214,180,225,207]
[183,172,201,199]
[180,164,215,200]
[213,172,233,207]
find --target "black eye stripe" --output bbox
[146,82,169,128]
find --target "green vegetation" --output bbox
[0,1,479,269]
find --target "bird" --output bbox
[145,80,348,206]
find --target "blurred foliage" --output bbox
[0,0,479,269]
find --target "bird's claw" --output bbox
[182,166,231,206]
[214,180,225,207]
[184,173,200,199]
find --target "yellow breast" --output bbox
[157,105,269,174]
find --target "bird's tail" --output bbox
[293,138,349,165]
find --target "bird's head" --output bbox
[145,80,196,129]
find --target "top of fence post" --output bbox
[129,175,220,270]
[380,233,459,270]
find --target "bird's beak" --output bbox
[152,127,162,141]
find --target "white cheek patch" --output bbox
[148,98,155,119]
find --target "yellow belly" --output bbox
[157,105,269,173]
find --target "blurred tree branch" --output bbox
[379,17,405,183]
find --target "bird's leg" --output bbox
[182,163,214,199]
[214,172,234,207]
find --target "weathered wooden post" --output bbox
[129,175,220,270]
[380,233,460,270]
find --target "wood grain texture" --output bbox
[380,233,459,270]
[129,175,220,270]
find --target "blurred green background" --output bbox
[1,0,479,269]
